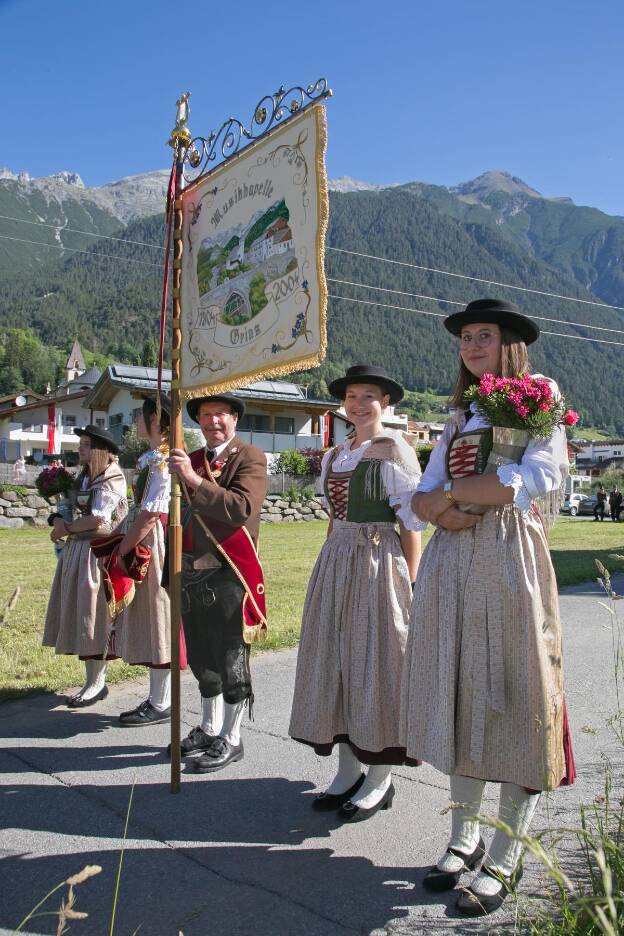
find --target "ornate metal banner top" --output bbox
[180,79,331,186]
[178,96,329,397]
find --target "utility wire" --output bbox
[0,234,164,268]
[327,246,624,312]
[327,276,624,336]
[328,294,624,347]
[2,212,622,316]
[0,213,166,251]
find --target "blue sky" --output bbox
[2,0,623,214]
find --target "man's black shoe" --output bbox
[119,700,171,727]
[193,737,244,774]
[167,725,216,758]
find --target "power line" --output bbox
[0,234,164,268]
[327,246,624,312]
[328,293,624,347]
[2,211,622,319]
[0,213,166,251]
[326,276,624,336]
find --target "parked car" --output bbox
[561,493,589,516]
[577,495,603,517]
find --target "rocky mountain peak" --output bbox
[451,170,543,200]
[328,176,398,193]
[45,171,85,187]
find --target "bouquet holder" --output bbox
[459,426,529,515]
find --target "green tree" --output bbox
[249,273,268,317]
[118,426,149,468]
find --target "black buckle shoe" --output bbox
[66,686,109,708]
[167,725,216,758]
[422,837,485,892]
[119,700,171,726]
[338,782,395,822]
[456,863,523,916]
[311,774,366,812]
[193,737,244,774]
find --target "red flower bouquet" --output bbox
[464,374,579,439]
[35,465,75,498]
[456,374,578,516]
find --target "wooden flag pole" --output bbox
[167,93,193,793]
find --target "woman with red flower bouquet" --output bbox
[400,299,576,916]
[43,426,128,706]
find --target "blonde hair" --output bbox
[88,448,115,482]
[449,328,530,408]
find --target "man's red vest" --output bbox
[182,448,267,642]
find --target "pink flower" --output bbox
[562,409,579,426]
[538,401,551,412]
[515,404,530,418]
[479,373,495,396]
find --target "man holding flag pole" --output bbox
[169,393,267,773]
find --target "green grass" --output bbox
[549,516,624,588]
[2,517,624,701]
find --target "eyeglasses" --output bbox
[460,330,498,348]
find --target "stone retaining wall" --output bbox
[0,486,56,529]
[0,487,329,529]
[261,493,328,523]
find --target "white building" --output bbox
[0,342,106,463]
[85,366,340,457]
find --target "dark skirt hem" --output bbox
[292,733,421,767]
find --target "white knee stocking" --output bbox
[221,700,245,746]
[201,694,224,736]
[350,764,392,808]
[78,660,107,701]
[148,669,171,712]
[436,775,485,873]
[325,743,362,795]
[469,783,540,897]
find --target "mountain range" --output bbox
[1,166,623,432]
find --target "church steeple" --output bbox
[66,338,86,383]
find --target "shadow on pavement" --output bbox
[2,841,501,936]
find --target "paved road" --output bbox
[1,577,622,936]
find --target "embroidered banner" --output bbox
[179,103,328,397]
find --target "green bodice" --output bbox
[324,451,396,523]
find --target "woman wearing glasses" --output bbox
[401,299,575,915]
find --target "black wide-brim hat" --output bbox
[74,424,120,454]
[187,393,245,424]
[444,298,540,345]
[328,365,404,405]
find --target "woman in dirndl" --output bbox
[401,298,575,915]
[289,365,422,821]
[115,395,172,726]
[43,425,128,706]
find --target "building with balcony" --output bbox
[0,342,105,463]
[85,365,340,458]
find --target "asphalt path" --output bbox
[1,575,622,936]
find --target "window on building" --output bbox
[64,415,76,427]
[109,414,123,426]
[238,414,270,433]
[275,416,294,434]
[95,418,105,428]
